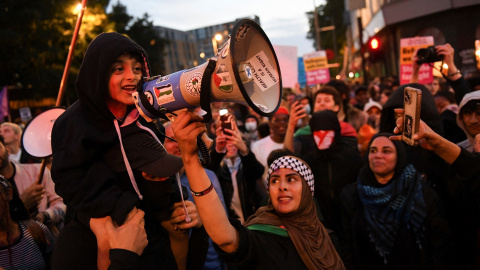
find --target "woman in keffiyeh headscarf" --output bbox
[340,133,452,269]
[172,111,345,270]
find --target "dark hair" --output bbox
[366,133,407,178]
[313,86,342,107]
[460,99,480,115]
[434,90,456,104]
[257,122,270,139]
[244,114,259,125]
[355,86,368,95]
[267,148,295,167]
[0,135,5,146]
[326,79,351,103]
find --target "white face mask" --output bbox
[313,130,335,150]
[245,122,257,131]
[304,104,311,115]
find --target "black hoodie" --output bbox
[51,32,171,226]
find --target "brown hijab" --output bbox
[244,156,345,270]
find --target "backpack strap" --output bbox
[246,224,289,237]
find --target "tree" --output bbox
[0,0,112,106]
[108,2,167,75]
[306,0,347,63]
[0,0,168,110]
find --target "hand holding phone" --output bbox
[220,113,233,135]
[402,87,422,146]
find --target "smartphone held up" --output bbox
[219,109,233,135]
[402,87,422,146]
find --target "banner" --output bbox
[273,45,298,89]
[303,51,330,86]
[0,86,9,120]
[399,36,434,85]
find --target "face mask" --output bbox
[245,122,257,131]
[296,119,303,127]
[304,104,311,115]
[313,130,335,150]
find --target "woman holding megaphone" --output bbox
[172,111,345,270]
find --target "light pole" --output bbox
[211,33,223,56]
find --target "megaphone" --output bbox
[22,107,66,158]
[133,19,282,122]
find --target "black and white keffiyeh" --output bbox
[268,155,314,195]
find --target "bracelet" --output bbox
[448,70,461,77]
[190,182,214,197]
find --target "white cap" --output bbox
[363,99,383,112]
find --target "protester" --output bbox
[326,79,367,132]
[299,110,363,237]
[285,86,357,156]
[392,108,480,269]
[50,32,200,269]
[340,133,452,269]
[206,117,264,224]
[242,114,260,146]
[456,90,480,152]
[0,135,65,236]
[352,86,369,110]
[0,175,55,270]
[171,110,345,269]
[379,83,448,187]
[163,122,227,270]
[0,122,40,164]
[434,90,467,144]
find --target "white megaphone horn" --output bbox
[133,19,283,123]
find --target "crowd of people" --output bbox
[0,31,479,270]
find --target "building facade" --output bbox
[345,0,480,82]
[155,16,260,75]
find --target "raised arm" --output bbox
[391,108,461,164]
[284,101,307,153]
[172,111,240,253]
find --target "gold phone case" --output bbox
[402,87,422,146]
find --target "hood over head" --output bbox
[456,90,480,142]
[380,83,442,135]
[75,32,151,122]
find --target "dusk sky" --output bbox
[110,0,325,57]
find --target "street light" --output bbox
[212,33,223,56]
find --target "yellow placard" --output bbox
[303,57,328,71]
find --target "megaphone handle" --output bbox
[199,59,218,123]
[197,135,211,166]
[37,158,47,185]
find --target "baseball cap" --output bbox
[104,130,183,177]
[363,99,382,112]
[274,106,289,116]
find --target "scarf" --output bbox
[357,164,427,259]
[245,156,345,270]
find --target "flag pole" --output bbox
[37,0,87,185]
[55,0,87,108]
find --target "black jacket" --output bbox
[50,33,195,270]
[340,180,452,270]
[206,149,264,221]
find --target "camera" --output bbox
[416,46,443,64]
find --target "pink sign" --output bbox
[399,36,434,85]
[399,63,433,85]
[306,69,330,85]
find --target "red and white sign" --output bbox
[399,36,434,85]
[303,51,330,85]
